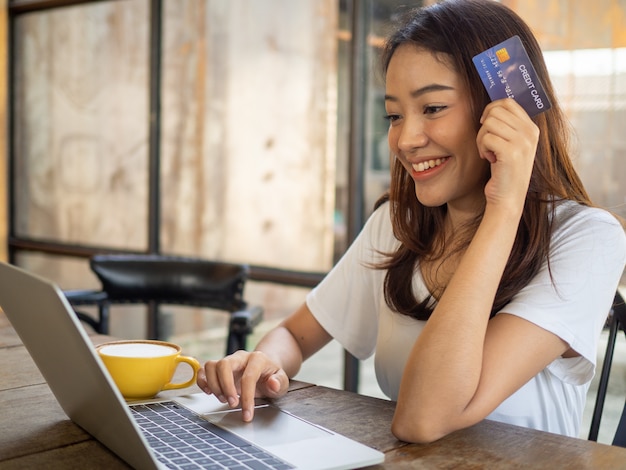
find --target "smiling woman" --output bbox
[198,0,626,445]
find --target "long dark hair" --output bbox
[377,0,591,320]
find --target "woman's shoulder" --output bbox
[552,200,626,247]
[361,200,398,247]
[554,200,624,229]
[369,199,391,223]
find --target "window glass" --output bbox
[13,0,150,249]
[334,0,416,260]
[159,0,339,273]
[502,0,626,220]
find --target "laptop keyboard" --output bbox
[130,402,295,470]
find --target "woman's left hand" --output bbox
[476,98,540,217]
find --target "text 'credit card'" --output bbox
[472,35,551,117]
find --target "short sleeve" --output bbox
[502,203,626,384]
[306,204,397,360]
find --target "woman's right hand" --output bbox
[197,350,290,422]
[197,303,332,422]
[476,98,540,219]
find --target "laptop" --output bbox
[0,262,384,470]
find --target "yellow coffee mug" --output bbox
[96,340,200,400]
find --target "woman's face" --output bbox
[385,44,489,217]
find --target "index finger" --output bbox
[239,351,281,422]
[213,357,244,408]
[201,351,249,405]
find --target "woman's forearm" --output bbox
[393,207,520,441]
[254,302,333,380]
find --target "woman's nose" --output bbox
[396,118,428,152]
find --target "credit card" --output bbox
[472,35,551,117]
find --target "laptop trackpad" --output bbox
[204,406,331,447]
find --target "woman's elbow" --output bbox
[390,414,450,444]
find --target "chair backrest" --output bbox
[90,254,249,313]
[588,290,626,445]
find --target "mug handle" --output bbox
[162,355,201,391]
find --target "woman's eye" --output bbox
[424,105,447,115]
[384,114,400,123]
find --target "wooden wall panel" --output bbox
[13,0,150,250]
[160,0,338,271]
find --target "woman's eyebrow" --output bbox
[385,83,455,101]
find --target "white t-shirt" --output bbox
[306,201,626,437]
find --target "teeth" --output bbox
[412,158,444,173]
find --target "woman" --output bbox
[198,0,626,443]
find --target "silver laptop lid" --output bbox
[0,262,159,469]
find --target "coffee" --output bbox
[99,343,177,358]
[96,340,201,400]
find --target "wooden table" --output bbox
[2,310,626,469]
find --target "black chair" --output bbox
[588,290,626,446]
[64,254,263,355]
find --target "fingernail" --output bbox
[228,396,238,407]
[217,395,226,403]
[243,410,252,422]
